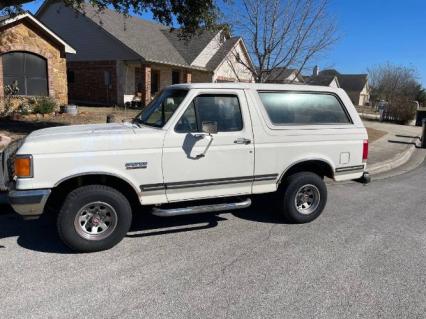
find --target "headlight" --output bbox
[15,155,33,178]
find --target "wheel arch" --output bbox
[46,173,141,214]
[277,158,335,187]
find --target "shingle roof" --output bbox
[319,69,339,76]
[79,4,219,68]
[0,13,75,53]
[305,74,337,86]
[162,29,218,65]
[0,15,10,23]
[319,69,368,92]
[337,74,368,92]
[205,37,240,70]
[267,68,297,81]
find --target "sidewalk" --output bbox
[364,120,422,174]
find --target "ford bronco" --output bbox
[2,83,369,252]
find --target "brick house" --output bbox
[37,1,254,106]
[0,13,75,110]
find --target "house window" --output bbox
[172,70,180,84]
[2,51,48,96]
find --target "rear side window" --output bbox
[175,94,243,133]
[258,92,351,125]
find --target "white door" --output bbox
[162,89,255,202]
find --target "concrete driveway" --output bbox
[0,165,425,318]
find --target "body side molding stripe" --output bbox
[335,165,365,173]
[140,174,278,192]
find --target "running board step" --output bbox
[152,198,252,217]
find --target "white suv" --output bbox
[3,83,369,252]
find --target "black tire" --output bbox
[57,185,132,252]
[277,172,327,223]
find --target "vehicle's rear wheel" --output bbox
[278,172,327,223]
[57,185,132,252]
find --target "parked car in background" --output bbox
[2,83,369,252]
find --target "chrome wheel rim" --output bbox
[294,184,320,215]
[74,201,118,241]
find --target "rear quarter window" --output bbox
[258,91,351,125]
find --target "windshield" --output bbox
[134,89,188,128]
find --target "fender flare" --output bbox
[277,157,335,185]
[53,171,141,196]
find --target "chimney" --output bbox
[313,65,320,76]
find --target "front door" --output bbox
[162,89,254,202]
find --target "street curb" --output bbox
[368,139,418,175]
[359,113,380,121]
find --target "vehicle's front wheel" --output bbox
[57,185,132,252]
[278,172,327,223]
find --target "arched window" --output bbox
[2,52,48,96]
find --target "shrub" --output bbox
[1,81,20,116]
[34,97,57,114]
[18,103,34,115]
[380,97,417,124]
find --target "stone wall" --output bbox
[0,19,68,110]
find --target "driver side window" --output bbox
[175,94,243,133]
[175,102,197,133]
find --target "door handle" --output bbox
[234,138,251,145]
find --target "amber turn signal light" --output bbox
[15,156,33,178]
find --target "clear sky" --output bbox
[23,0,426,85]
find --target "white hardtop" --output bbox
[170,82,345,94]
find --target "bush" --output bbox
[18,103,33,115]
[34,97,57,114]
[381,97,417,124]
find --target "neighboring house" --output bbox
[0,12,75,109]
[304,67,340,88]
[305,74,340,88]
[264,68,304,83]
[37,1,254,106]
[318,69,370,106]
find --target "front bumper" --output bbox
[8,189,51,218]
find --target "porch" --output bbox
[117,62,210,107]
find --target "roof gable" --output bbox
[45,3,219,68]
[162,29,218,65]
[36,1,251,72]
[337,74,368,92]
[0,12,76,53]
[266,68,303,82]
[77,5,188,66]
[205,37,241,71]
[305,74,338,87]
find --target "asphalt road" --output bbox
[0,165,425,319]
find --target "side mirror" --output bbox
[201,121,218,135]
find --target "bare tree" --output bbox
[368,63,423,122]
[368,63,420,102]
[225,0,337,83]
